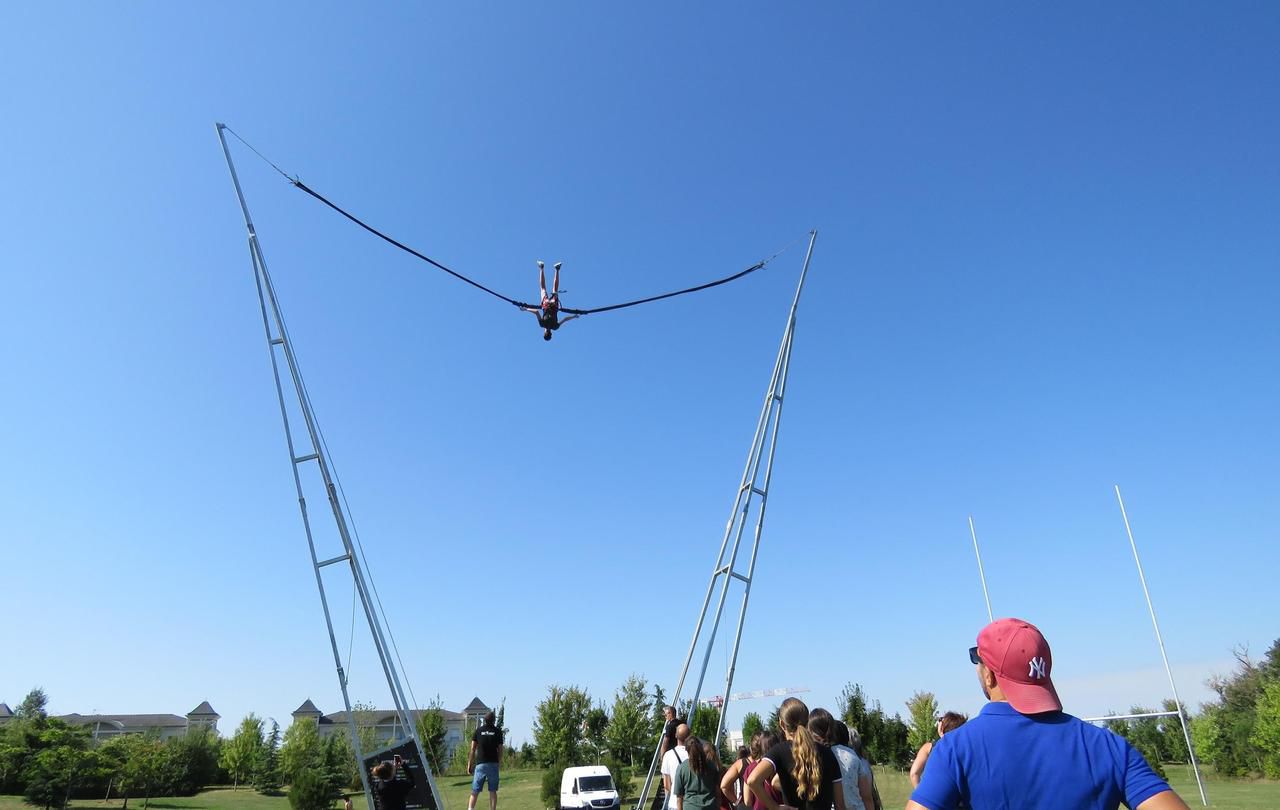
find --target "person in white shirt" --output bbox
[661,724,691,810]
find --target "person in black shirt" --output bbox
[370,754,415,810]
[520,261,580,341]
[467,711,504,810]
[745,698,846,810]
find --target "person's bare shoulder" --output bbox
[1135,791,1191,810]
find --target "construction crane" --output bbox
[700,686,810,709]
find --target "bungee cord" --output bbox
[222,125,796,317]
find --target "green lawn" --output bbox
[4,765,1279,810]
[0,788,292,810]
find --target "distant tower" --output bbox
[292,699,324,726]
[187,701,220,733]
[462,697,489,728]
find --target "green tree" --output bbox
[416,698,449,775]
[220,715,265,790]
[650,685,668,739]
[740,713,764,746]
[320,734,355,795]
[16,689,49,722]
[350,703,381,768]
[168,727,222,795]
[448,718,478,775]
[108,734,166,810]
[605,675,654,766]
[1105,707,1168,780]
[1199,645,1270,775]
[1157,700,1190,765]
[1250,678,1280,778]
[765,705,781,736]
[287,767,339,810]
[688,706,729,761]
[280,719,323,786]
[533,685,593,767]
[254,721,283,794]
[905,691,939,752]
[24,745,83,809]
[584,706,610,764]
[496,701,510,740]
[838,682,911,767]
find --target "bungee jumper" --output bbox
[217,126,795,333]
[520,261,580,341]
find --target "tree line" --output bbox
[1189,638,1280,778]
[17,641,1279,810]
[0,689,219,810]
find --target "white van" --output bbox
[559,765,620,810]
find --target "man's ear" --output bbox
[979,663,999,690]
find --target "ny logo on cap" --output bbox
[1028,656,1047,679]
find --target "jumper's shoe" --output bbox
[537,260,545,270]
[554,262,562,271]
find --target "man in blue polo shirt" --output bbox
[907,618,1190,810]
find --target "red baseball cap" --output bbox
[975,618,1062,714]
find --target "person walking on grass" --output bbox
[467,711,503,810]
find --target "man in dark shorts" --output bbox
[370,754,415,810]
[521,261,580,341]
[467,711,504,810]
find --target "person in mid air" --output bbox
[521,260,579,340]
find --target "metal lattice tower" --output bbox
[634,231,817,810]
[216,123,446,810]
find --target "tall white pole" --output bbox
[969,515,994,622]
[1114,485,1208,806]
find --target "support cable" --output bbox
[222,125,794,318]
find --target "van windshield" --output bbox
[578,776,614,792]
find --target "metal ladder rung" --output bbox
[293,452,319,464]
[270,337,285,346]
[316,553,350,569]
[750,486,767,498]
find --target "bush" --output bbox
[288,768,339,810]
[541,764,566,809]
[604,758,631,801]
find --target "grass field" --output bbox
[4,764,1279,810]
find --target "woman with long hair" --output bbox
[826,719,875,810]
[744,699,846,810]
[675,736,721,810]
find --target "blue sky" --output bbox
[2,2,1278,747]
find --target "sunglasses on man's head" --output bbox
[969,646,982,665]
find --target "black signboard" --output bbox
[362,739,440,810]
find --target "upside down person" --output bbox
[520,261,579,340]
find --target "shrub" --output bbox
[604,758,631,801]
[541,764,566,809]
[288,768,339,810]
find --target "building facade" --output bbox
[292,697,491,757]
[52,701,220,741]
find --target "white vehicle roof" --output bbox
[563,765,612,778]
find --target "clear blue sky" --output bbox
[2,3,1278,747]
